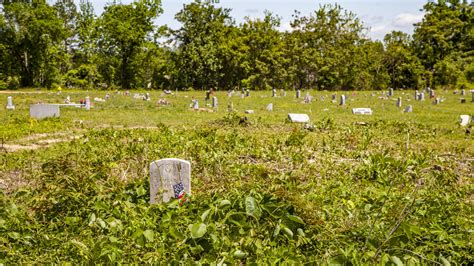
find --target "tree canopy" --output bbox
[0,0,472,90]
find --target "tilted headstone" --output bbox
[404,105,413,113]
[296,90,301,99]
[288,113,310,123]
[6,96,15,110]
[212,96,218,108]
[352,108,373,115]
[30,104,60,119]
[396,97,402,108]
[149,159,191,204]
[272,89,277,97]
[459,115,471,127]
[85,96,91,110]
[266,103,273,111]
[340,95,346,106]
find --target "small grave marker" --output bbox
[85,96,91,110]
[6,96,15,110]
[429,89,435,98]
[414,90,419,100]
[296,90,301,99]
[192,99,199,109]
[461,89,465,96]
[246,89,250,97]
[288,113,310,123]
[245,110,254,114]
[266,103,273,111]
[396,97,402,108]
[404,105,413,113]
[352,108,373,115]
[388,88,394,97]
[460,115,471,127]
[418,92,425,101]
[434,98,441,105]
[272,88,276,97]
[149,159,191,204]
[340,95,346,106]
[30,104,60,119]
[212,96,218,109]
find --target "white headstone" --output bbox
[29,104,60,119]
[193,99,199,109]
[288,113,310,123]
[459,115,471,127]
[245,110,254,114]
[266,103,273,111]
[396,97,402,108]
[415,90,419,100]
[418,92,425,101]
[352,108,373,115]
[212,96,218,108]
[404,105,413,113]
[246,89,250,97]
[272,89,277,97]
[6,96,15,110]
[85,96,91,110]
[340,95,346,106]
[434,98,441,105]
[149,159,191,204]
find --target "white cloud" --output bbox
[392,13,424,28]
[370,25,387,33]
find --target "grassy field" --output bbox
[1,89,473,264]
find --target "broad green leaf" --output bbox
[391,256,403,266]
[143,230,154,242]
[286,214,305,224]
[245,196,262,219]
[233,250,247,259]
[189,223,207,239]
[219,199,231,207]
[440,256,451,266]
[201,209,211,222]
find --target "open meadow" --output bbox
[1,89,473,264]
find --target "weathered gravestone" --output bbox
[340,95,346,106]
[205,90,211,101]
[288,113,310,123]
[296,90,301,99]
[192,99,199,109]
[266,103,273,111]
[352,108,373,115]
[272,89,277,97]
[6,96,15,110]
[245,110,254,114]
[459,115,471,127]
[149,159,191,204]
[429,89,435,98]
[212,97,218,109]
[434,98,441,105]
[30,104,60,119]
[246,89,250,97]
[418,92,425,101]
[414,90,419,100]
[388,88,394,97]
[461,89,465,96]
[396,97,402,108]
[404,105,413,113]
[85,96,91,110]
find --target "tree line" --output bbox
[1,0,472,91]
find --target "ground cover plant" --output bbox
[1,90,473,264]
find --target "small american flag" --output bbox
[173,182,185,199]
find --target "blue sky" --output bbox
[87,0,427,40]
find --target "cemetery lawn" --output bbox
[1,90,473,264]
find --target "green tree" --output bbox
[97,0,163,89]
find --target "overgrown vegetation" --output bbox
[1,114,472,263]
